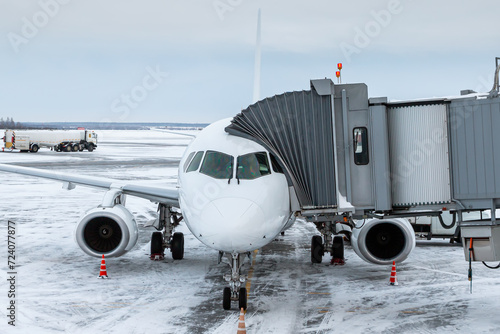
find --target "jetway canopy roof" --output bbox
[226,80,337,209]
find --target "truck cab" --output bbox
[3,130,14,149]
[85,130,98,145]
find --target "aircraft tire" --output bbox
[239,287,247,311]
[171,232,184,260]
[150,232,163,255]
[331,235,344,258]
[223,287,231,310]
[311,235,323,263]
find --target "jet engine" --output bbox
[74,205,139,258]
[351,218,415,265]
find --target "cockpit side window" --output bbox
[183,152,196,172]
[270,153,284,174]
[186,151,204,172]
[200,151,234,179]
[237,152,271,180]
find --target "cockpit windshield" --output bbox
[186,151,204,172]
[236,152,271,180]
[200,151,234,179]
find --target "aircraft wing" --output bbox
[0,163,179,207]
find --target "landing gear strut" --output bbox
[149,204,184,260]
[221,252,248,310]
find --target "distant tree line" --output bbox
[0,117,24,129]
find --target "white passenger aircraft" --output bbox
[0,118,297,310]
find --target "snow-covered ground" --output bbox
[1,130,500,333]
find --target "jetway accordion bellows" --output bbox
[226,83,337,209]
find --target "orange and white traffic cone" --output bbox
[389,261,398,286]
[98,254,108,279]
[237,307,246,334]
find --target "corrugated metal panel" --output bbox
[449,97,500,201]
[225,81,337,209]
[388,104,451,206]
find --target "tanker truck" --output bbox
[3,129,98,153]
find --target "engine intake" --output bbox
[75,205,139,258]
[351,218,415,265]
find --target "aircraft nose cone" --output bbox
[211,198,254,219]
[207,198,265,228]
[198,198,267,252]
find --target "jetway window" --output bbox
[353,127,369,165]
[200,151,234,179]
[186,151,204,172]
[237,152,271,180]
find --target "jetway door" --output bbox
[387,103,451,207]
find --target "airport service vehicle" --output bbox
[3,129,98,153]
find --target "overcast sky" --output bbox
[1,0,500,123]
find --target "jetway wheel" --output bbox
[223,287,231,310]
[311,235,323,263]
[171,232,184,260]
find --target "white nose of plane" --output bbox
[197,197,268,252]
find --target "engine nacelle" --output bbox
[351,218,416,265]
[75,205,139,258]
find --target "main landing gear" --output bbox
[149,204,184,261]
[220,252,248,311]
[311,220,348,265]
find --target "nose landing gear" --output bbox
[221,252,248,310]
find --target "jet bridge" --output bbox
[226,61,500,262]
